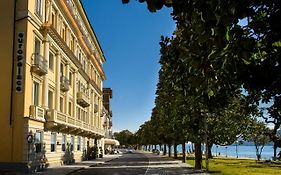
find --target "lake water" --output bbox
[154,144,281,160]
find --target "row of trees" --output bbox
[120,0,281,170]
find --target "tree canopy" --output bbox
[122,0,281,170]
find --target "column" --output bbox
[90,90,94,126]
[55,52,61,111]
[42,38,49,109]
[73,70,77,119]
[65,62,70,115]
[87,84,90,124]
[94,93,97,128]
[98,97,101,129]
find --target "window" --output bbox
[60,63,64,76]
[50,132,56,152]
[34,38,41,55]
[32,81,39,106]
[77,137,81,151]
[51,9,57,28]
[62,135,66,151]
[70,136,74,151]
[62,23,66,41]
[68,101,72,116]
[48,90,53,109]
[35,131,42,153]
[70,35,75,51]
[49,52,54,70]
[76,107,80,120]
[34,38,41,64]
[60,97,64,112]
[35,0,42,17]
[69,72,72,86]
[83,137,86,151]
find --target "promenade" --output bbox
[34,154,122,175]
[0,151,209,175]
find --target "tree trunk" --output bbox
[208,143,213,159]
[174,143,178,159]
[194,142,202,170]
[255,144,261,161]
[273,142,277,161]
[154,145,157,150]
[164,144,167,155]
[182,142,186,163]
[168,144,171,157]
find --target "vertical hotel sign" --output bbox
[16,32,24,92]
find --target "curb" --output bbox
[66,155,121,175]
[65,167,85,175]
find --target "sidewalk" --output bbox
[34,154,121,175]
[140,151,208,175]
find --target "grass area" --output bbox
[186,157,281,175]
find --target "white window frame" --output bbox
[35,0,42,17]
[32,81,40,106]
[50,132,56,152]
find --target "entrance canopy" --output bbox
[103,138,120,146]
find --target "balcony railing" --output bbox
[60,75,70,92]
[31,53,48,76]
[77,92,90,108]
[29,105,45,122]
[46,109,104,137]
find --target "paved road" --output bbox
[70,151,148,175]
[69,151,206,175]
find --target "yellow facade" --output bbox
[0,0,107,172]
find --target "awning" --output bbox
[103,138,120,146]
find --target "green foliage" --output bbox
[243,120,271,160]
[122,0,281,170]
[114,130,135,147]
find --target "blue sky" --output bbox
[81,1,175,132]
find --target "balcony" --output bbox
[77,92,90,108]
[94,104,98,113]
[46,109,104,137]
[29,105,45,122]
[60,75,70,92]
[31,53,48,76]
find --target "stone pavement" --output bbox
[142,151,208,175]
[34,154,122,175]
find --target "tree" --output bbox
[122,0,281,170]
[243,120,271,161]
[114,130,134,147]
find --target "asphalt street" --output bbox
[69,151,148,175]
[69,151,206,175]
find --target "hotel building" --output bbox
[0,0,108,172]
[102,88,119,151]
